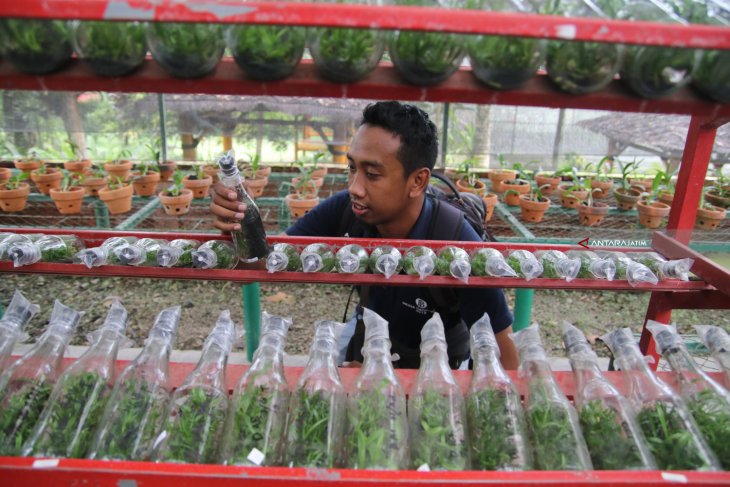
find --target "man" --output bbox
[211,101,518,369]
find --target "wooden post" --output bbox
[181,133,196,161]
[222,135,233,151]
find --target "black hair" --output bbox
[360,101,438,177]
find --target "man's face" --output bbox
[347,124,420,228]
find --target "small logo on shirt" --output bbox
[415,298,428,309]
[403,298,430,315]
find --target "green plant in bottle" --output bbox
[146,22,224,78]
[226,24,306,81]
[0,19,72,74]
[71,20,147,77]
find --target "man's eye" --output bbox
[347,165,356,173]
[366,172,379,179]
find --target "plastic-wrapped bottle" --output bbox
[89,306,181,461]
[470,247,518,277]
[0,290,39,370]
[300,243,336,273]
[346,308,409,469]
[336,244,369,274]
[602,328,719,470]
[220,313,292,466]
[369,245,403,279]
[647,321,730,469]
[511,324,592,470]
[694,325,730,387]
[156,239,201,268]
[0,234,43,261]
[266,242,302,273]
[562,321,656,470]
[506,250,544,281]
[535,250,581,281]
[285,320,347,468]
[217,150,270,263]
[682,0,730,102]
[596,251,658,286]
[146,22,224,78]
[8,235,86,267]
[75,236,138,268]
[467,313,532,470]
[408,313,468,470]
[628,251,693,281]
[112,238,168,266]
[0,301,81,455]
[435,246,471,284]
[23,301,129,458]
[566,250,616,280]
[403,246,437,280]
[192,240,238,269]
[153,311,235,464]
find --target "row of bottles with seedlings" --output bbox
[1,288,728,470]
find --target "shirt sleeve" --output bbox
[285,190,350,237]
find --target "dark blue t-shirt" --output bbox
[286,190,513,351]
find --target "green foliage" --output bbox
[0,378,53,455]
[547,39,622,94]
[2,171,29,190]
[435,246,469,276]
[617,160,638,191]
[621,45,697,98]
[228,24,305,80]
[60,170,83,191]
[578,400,645,470]
[106,175,127,191]
[391,30,464,82]
[467,388,524,470]
[148,22,224,59]
[1,19,70,55]
[135,161,160,177]
[468,33,543,89]
[313,26,382,80]
[39,235,84,262]
[687,389,730,470]
[75,21,146,60]
[527,399,583,470]
[409,389,468,470]
[164,169,186,197]
[111,149,132,164]
[287,388,339,468]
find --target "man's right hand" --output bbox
[210,181,246,232]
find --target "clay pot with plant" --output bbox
[183,165,213,199]
[203,164,220,184]
[61,139,91,174]
[488,155,518,193]
[82,162,108,196]
[517,183,551,223]
[558,176,588,209]
[241,154,269,198]
[49,170,85,215]
[704,171,730,208]
[286,166,319,219]
[159,169,193,215]
[0,167,10,186]
[502,178,530,206]
[131,162,161,197]
[13,149,44,174]
[636,175,671,229]
[145,140,176,182]
[455,158,486,194]
[613,161,642,211]
[587,156,614,198]
[98,176,134,214]
[577,181,609,227]
[696,191,726,231]
[0,172,31,212]
[535,171,561,195]
[482,191,498,222]
[30,165,63,195]
[104,150,133,181]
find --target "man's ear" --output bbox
[409,168,431,197]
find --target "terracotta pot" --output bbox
[49,186,85,214]
[159,161,176,182]
[658,191,674,206]
[98,183,134,214]
[0,183,31,212]
[203,165,220,184]
[637,200,670,229]
[83,176,108,196]
[705,189,730,209]
[629,178,653,192]
[104,160,133,182]
[456,177,486,195]
[311,167,327,179]
[159,188,193,215]
[444,168,459,181]
[577,201,610,227]
[183,175,213,199]
[0,167,10,186]
[558,183,588,208]
[132,171,161,197]
[613,187,642,211]
[535,174,561,195]
[243,176,269,198]
[285,193,319,219]
[502,179,530,206]
[30,168,63,195]
[696,206,726,230]
[292,176,324,190]
[489,169,517,193]
[64,159,92,173]
[590,179,613,199]
[14,159,42,173]
[482,192,498,222]
[518,195,550,223]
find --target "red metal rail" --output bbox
[1,0,730,49]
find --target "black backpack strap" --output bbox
[426,196,465,242]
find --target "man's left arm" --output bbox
[495,325,519,370]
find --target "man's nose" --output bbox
[348,170,366,199]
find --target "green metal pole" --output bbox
[512,288,534,331]
[242,282,261,362]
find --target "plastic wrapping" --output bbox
[286,320,347,468]
[690,2,730,102]
[562,322,656,470]
[467,313,532,470]
[191,240,237,269]
[23,301,129,458]
[221,312,292,466]
[602,328,719,470]
[71,20,146,77]
[646,321,730,469]
[566,250,616,280]
[265,242,302,273]
[301,243,336,273]
[153,311,235,463]
[0,290,39,370]
[89,306,182,461]
[694,325,730,386]
[404,246,438,280]
[8,235,85,267]
[0,301,81,455]
[511,324,592,470]
[435,246,472,284]
[507,250,544,281]
[369,245,403,279]
[225,22,305,81]
[628,251,693,281]
[470,247,518,277]
[597,251,658,286]
[112,238,168,266]
[408,313,468,470]
[336,244,369,274]
[146,22,224,78]
[156,239,200,268]
[535,250,581,281]
[75,236,138,268]
[346,308,409,469]
[0,234,43,261]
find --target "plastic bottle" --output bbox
[0,301,81,455]
[628,251,694,281]
[0,234,43,261]
[694,325,730,387]
[89,306,181,461]
[436,246,472,284]
[112,238,168,266]
[192,240,238,269]
[23,301,129,458]
[596,251,658,286]
[404,246,437,280]
[566,250,616,280]
[156,239,201,268]
[301,243,336,273]
[470,247,518,277]
[535,250,581,281]
[369,245,403,279]
[0,290,39,370]
[217,150,270,263]
[506,249,544,280]
[266,242,302,273]
[75,236,138,268]
[336,244,369,274]
[8,235,86,267]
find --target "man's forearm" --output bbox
[495,326,520,370]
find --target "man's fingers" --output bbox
[213,219,240,232]
[211,190,245,212]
